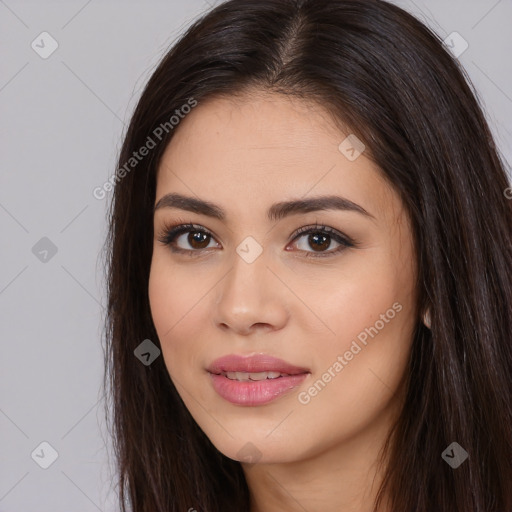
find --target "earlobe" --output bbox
[423,308,431,329]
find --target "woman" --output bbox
[102,0,512,510]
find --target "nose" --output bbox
[213,248,289,336]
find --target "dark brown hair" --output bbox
[102,0,512,510]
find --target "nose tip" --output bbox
[213,264,290,335]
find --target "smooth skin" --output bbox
[148,90,418,512]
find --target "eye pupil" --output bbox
[188,231,210,249]
[309,233,330,251]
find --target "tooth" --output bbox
[223,371,290,381]
[248,372,269,381]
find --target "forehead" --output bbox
[160,92,346,166]
[155,92,397,224]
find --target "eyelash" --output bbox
[158,221,358,258]
[156,221,357,259]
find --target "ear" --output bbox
[423,308,431,329]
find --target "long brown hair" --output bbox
[102,0,512,510]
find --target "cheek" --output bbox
[148,257,174,337]
[294,285,413,449]
[148,252,202,329]
[298,253,409,353]
[148,253,215,384]
[301,251,415,397]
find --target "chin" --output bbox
[203,426,306,466]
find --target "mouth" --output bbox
[216,370,298,381]
[207,353,310,375]
[206,354,310,406]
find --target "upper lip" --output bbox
[207,354,310,375]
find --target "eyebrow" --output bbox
[153,192,375,222]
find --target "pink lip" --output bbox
[207,354,310,375]
[207,354,310,406]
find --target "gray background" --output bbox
[1,0,511,510]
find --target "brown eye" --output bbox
[157,222,356,258]
[306,233,331,252]
[157,223,220,254]
[186,231,212,249]
[289,225,355,258]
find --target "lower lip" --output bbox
[208,372,309,406]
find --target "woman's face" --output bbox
[148,91,418,466]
